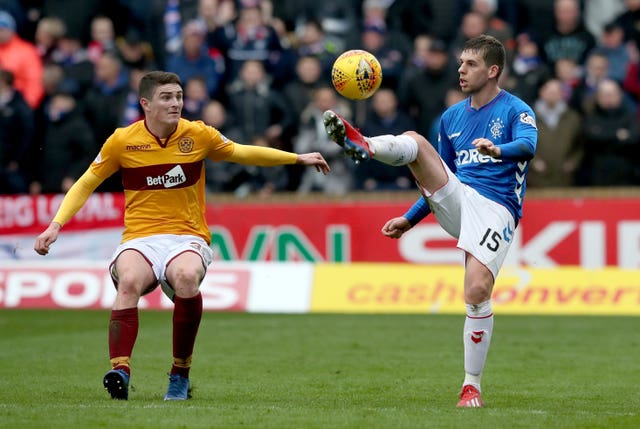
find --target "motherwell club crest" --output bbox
[178,137,194,153]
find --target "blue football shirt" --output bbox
[438,89,537,223]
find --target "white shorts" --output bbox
[109,234,214,296]
[417,162,516,279]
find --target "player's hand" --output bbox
[472,138,501,158]
[296,152,331,174]
[381,217,412,239]
[34,222,62,255]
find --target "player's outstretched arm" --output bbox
[225,143,330,173]
[381,217,412,239]
[296,152,330,174]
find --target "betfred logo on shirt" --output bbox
[146,165,187,188]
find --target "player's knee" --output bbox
[403,131,432,150]
[168,267,202,297]
[465,283,491,304]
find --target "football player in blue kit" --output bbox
[323,34,537,407]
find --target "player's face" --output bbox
[457,50,496,94]
[143,83,183,127]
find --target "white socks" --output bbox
[462,300,494,391]
[367,134,418,166]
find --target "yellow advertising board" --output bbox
[311,264,640,315]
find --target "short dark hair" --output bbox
[138,71,182,99]
[463,34,506,78]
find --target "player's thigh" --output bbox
[404,131,448,195]
[165,251,208,297]
[113,249,157,295]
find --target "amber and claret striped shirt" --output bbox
[89,118,295,244]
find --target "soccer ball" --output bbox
[331,50,383,100]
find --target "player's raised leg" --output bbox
[323,110,448,194]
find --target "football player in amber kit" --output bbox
[34,71,330,401]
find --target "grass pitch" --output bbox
[0,310,638,429]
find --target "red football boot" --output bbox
[456,385,484,408]
[322,110,373,163]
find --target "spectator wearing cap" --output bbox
[0,10,44,108]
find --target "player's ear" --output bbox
[140,97,150,111]
[488,64,500,80]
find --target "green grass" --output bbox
[0,310,639,428]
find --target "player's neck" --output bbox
[470,85,501,109]
[145,120,178,140]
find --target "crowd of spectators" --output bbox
[1,0,640,198]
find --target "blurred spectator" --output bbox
[529,78,582,187]
[294,85,353,195]
[294,18,342,76]
[49,32,94,98]
[554,57,581,102]
[613,0,640,46]
[201,99,246,192]
[504,32,552,106]
[359,20,407,91]
[398,38,458,137]
[294,0,360,46]
[470,0,515,61]
[387,0,456,42]
[0,10,44,108]
[83,50,130,193]
[282,55,325,123]
[515,0,555,38]
[87,15,116,64]
[121,67,146,125]
[30,91,95,194]
[451,11,489,59]
[83,50,130,144]
[182,75,210,120]
[0,69,33,194]
[541,0,596,68]
[167,19,224,98]
[226,59,293,150]
[199,0,236,36]
[115,28,156,70]
[40,0,103,44]
[592,21,630,83]
[578,78,640,186]
[584,0,625,38]
[569,50,612,115]
[209,3,284,84]
[357,88,415,191]
[623,39,640,119]
[34,16,66,65]
[428,86,466,148]
[232,135,290,199]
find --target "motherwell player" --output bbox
[34,71,330,401]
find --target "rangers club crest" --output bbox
[178,137,194,153]
[489,118,505,139]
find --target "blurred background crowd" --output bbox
[1,0,640,198]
